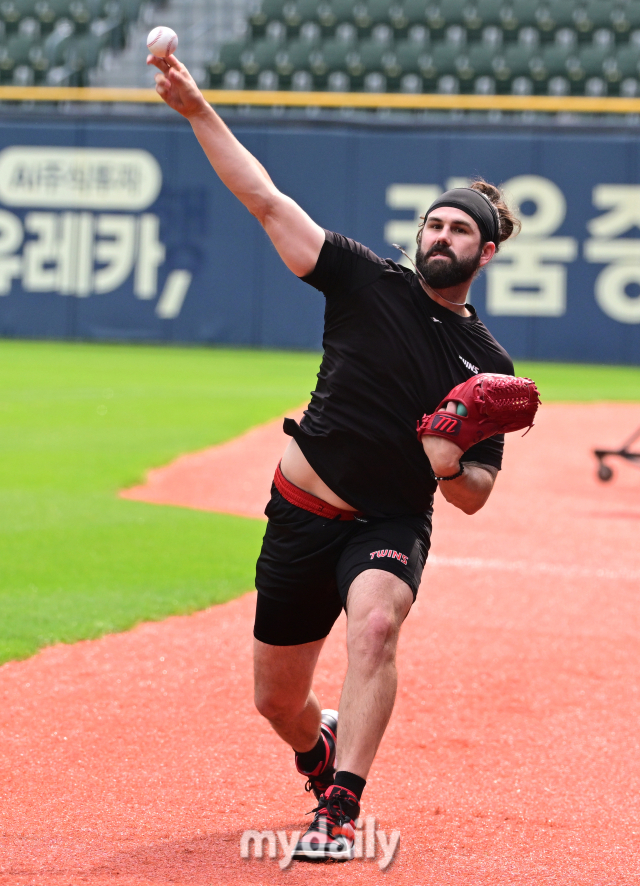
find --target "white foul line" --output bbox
[428,555,640,583]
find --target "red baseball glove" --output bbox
[417,373,541,452]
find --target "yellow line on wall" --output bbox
[2,85,640,114]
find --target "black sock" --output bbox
[295,734,326,773]
[334,770,366,801]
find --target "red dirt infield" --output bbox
[120,407,307,518]
[2,403,640,885]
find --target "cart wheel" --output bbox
[598,463,613,482]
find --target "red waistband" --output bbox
[274,464,363,521]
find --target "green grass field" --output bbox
[1,339,639,666]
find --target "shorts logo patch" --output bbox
[369,549,408,565]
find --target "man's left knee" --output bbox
[348,608,400,663]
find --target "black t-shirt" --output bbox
[284,230,514,518]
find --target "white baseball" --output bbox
[147,26,178,59]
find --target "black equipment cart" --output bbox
[594,425,640,481]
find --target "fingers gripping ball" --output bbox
[147,26,178,58]
[417,373,541,453]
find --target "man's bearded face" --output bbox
[415,239,483,289]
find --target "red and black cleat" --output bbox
[292,784,359,863]
[295,709,338,800]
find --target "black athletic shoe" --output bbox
[295,709,338,800]
[292,784,359,863]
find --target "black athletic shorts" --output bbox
[254,486,433,646]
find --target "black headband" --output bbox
[425,187,500,245]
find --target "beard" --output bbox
[415,242,483,289]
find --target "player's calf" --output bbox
[295,709,338,800]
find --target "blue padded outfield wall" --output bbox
[0,115,639,363]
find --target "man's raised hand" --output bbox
[146,54,208,119]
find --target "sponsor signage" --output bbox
[0,141,191,332]
[0,117,639,363]
[0,146,162,210]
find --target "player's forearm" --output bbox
[436,463,496,514]
[151,56,324,276]
[188,102,279,221]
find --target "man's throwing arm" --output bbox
[147,53,325,278]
